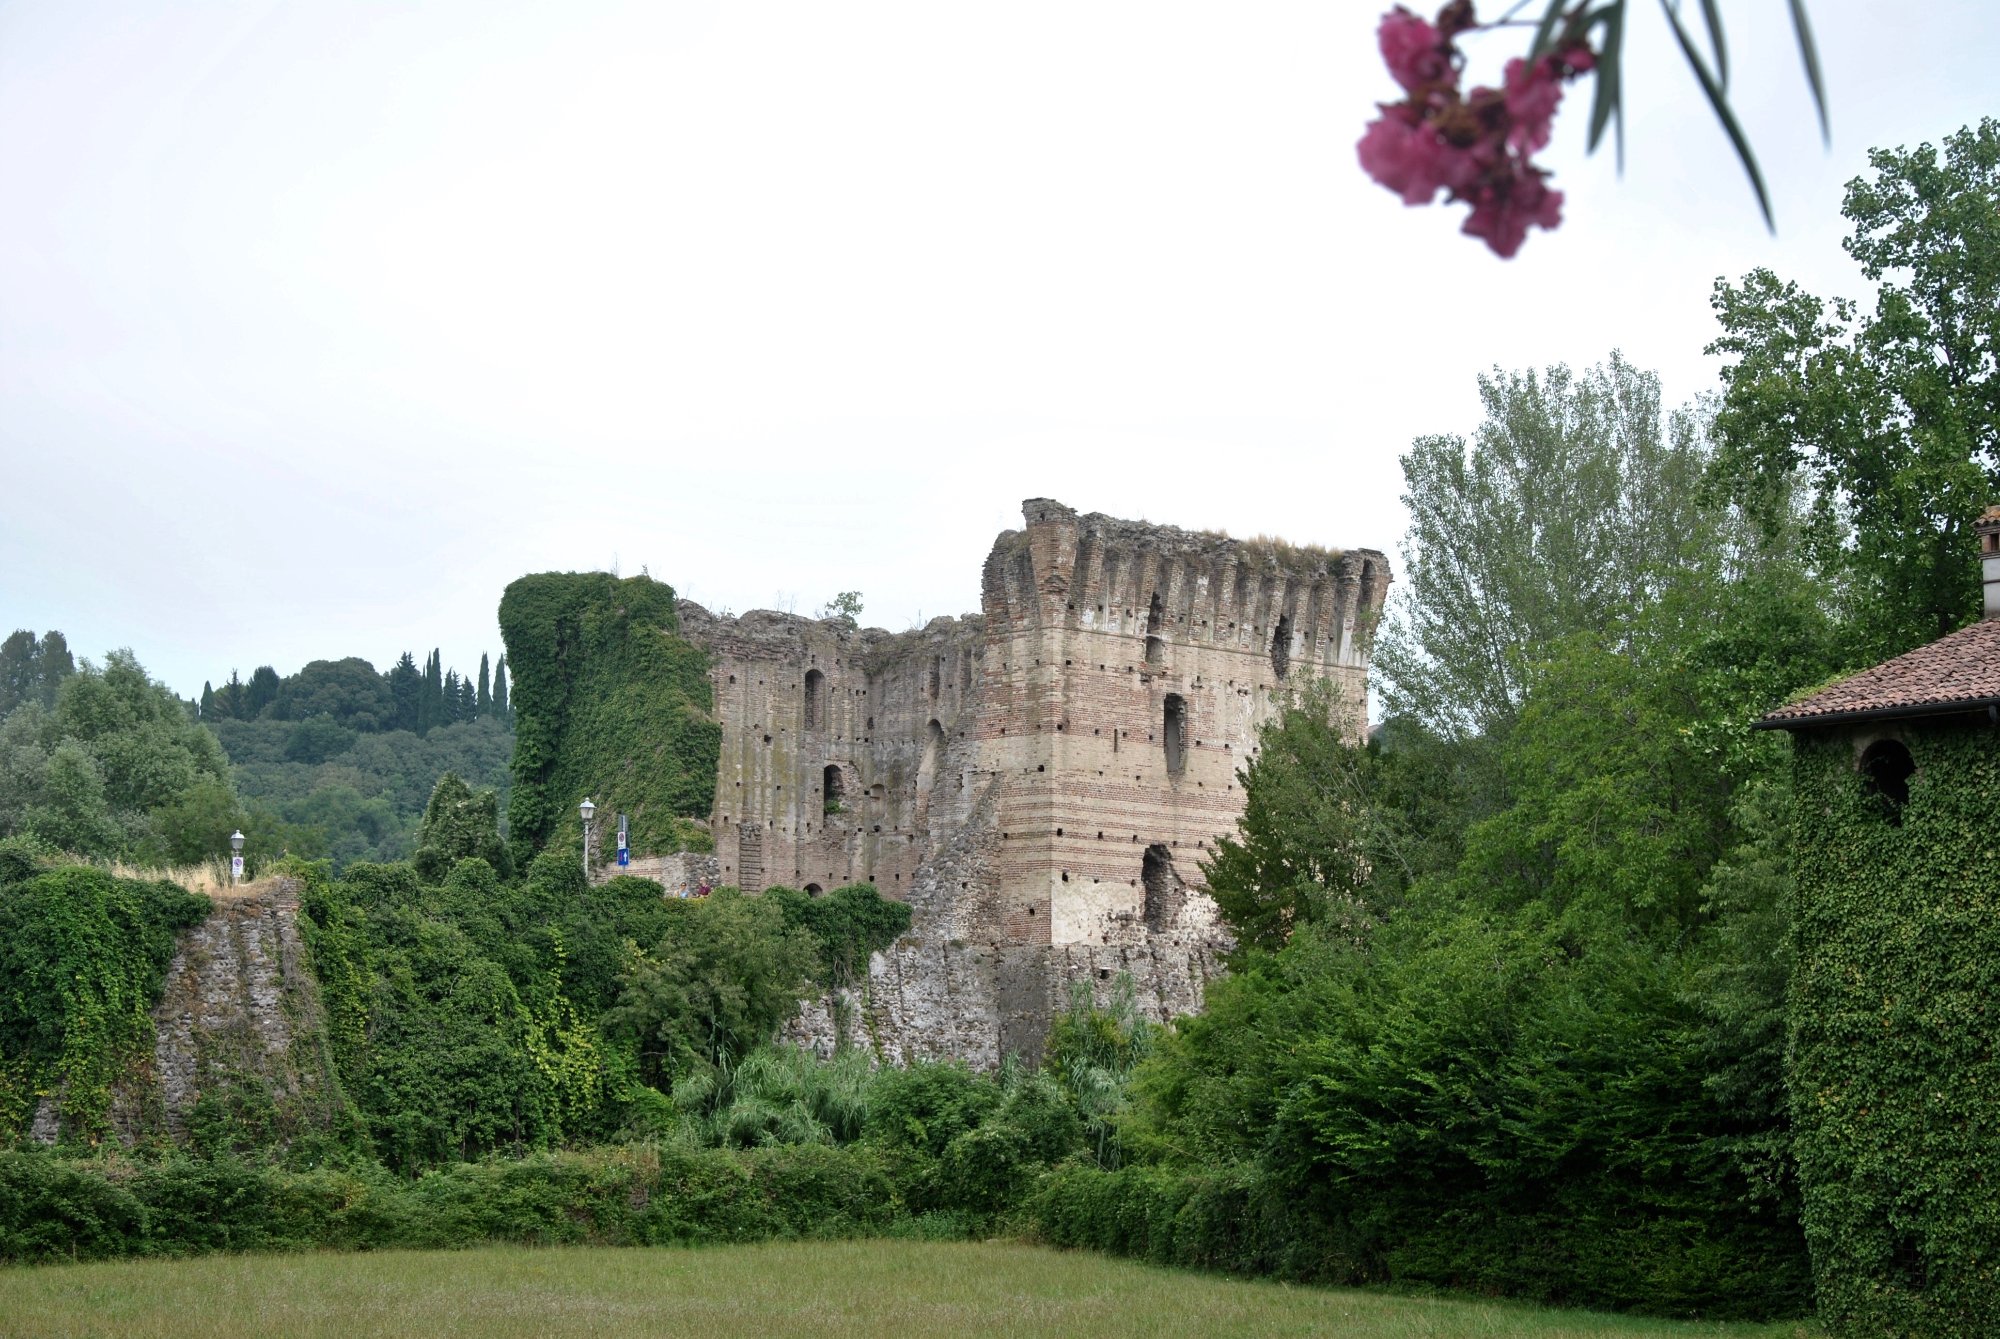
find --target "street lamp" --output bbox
[579,798,596,882]
[230,830,245,887]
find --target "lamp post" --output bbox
[579,797,596,882]
[230,830,245,887]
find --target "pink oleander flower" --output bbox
[1358,108,1479,205]
[1460,170,1563,258]
[1378,6,1452,92]
[1502,56,1564,154]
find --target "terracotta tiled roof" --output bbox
[1759,619,2000,729]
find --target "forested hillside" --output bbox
[198,649,514,867]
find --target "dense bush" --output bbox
[0,1142,916,1263]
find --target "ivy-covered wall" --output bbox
[1789,718,2000,1336]
[499,573,720,868]
[0,845,209,1145]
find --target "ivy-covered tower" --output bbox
[1758,506,2000,1336]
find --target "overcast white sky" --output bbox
[2,1,1994,698]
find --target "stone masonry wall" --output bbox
[27,879,346,1147]
[678,498,1389,1064]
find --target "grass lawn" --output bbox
[0,1240,1817,1338]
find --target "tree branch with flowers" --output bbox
[1359,0,1828,257]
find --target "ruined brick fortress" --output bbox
[675,498,1389,1062]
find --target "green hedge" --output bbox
[1029,1162,1807,1320]
[499,573,719,869]
[1029,1163,1366,1284]
[0,1143,921,1263]
[1788,721,2000,1336]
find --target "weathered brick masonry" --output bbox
[678,498,1389,1062]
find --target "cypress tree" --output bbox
[388,652,421,733]
[493,658,509,724]
[477,653,492,716]
[444,668,461,723]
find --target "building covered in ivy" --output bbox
[1757,507,2000,1335]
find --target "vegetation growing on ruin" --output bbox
[499,573,719,868]
[0,844,209,1144]
[1787,723,2000,1335]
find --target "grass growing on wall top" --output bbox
[499,572,720,868]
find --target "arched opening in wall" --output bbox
[804,670,826,731]
[822,764,845,815]
[804,882,824,897]
[1144,592,1166,665]
[1163,694,1187,776]
[917,719,944,794]
[1860,738,1915,826]
[1270,614,1292,681]
[1358,560,1379,621]
[1142,844,1181,931]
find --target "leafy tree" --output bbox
[273,658,394,730]
[1201,681,1467,954]
[244,666,281,719]
[817,592,864,626]
[411,772,511,882]
[0,630,74,716]
[607,889,819,1087]
[1708,118,2000,658]
[1374,353,1713,740]
[282,715,355,766]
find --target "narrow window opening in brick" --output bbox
[822,764,844,815]
[803,669,825,730]
[917,719,944,792]
[805,883,824,897]
[1270,614,1292,681]
[1143,844,1181,931]
[1359,559,1379,618]
[1163,694,1187,776]
[928,659,941,699]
